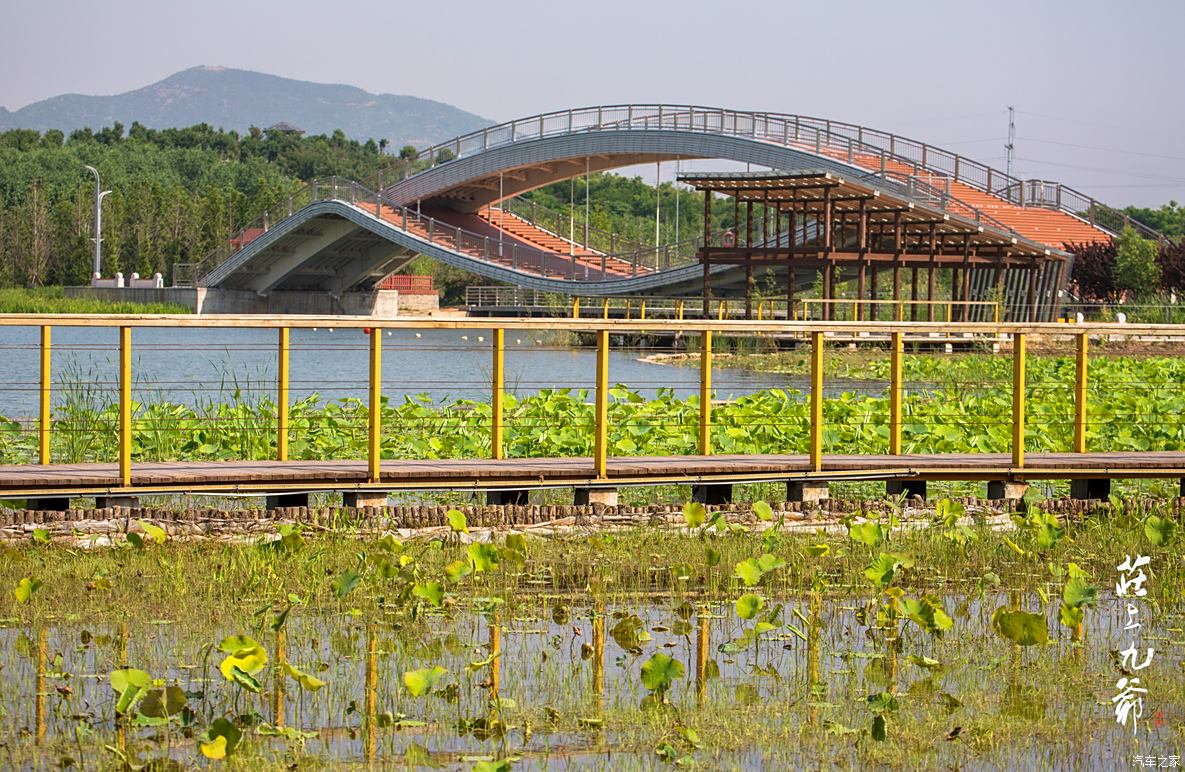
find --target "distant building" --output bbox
[266,121,304,135]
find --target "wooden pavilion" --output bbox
[680,170,1071,322]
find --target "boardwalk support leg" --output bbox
[29,497,70,511]
[344,491,389,508]
[266,493,309,509]
[1069,478,1110,500]
[787,480,829,503]
[886,480,926,499]
[987,480,1028,502]
[574,488,618,506]
[487,490,529,505]
[692,484,732,505]
[97,495,140,509]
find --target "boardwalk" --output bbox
[4,453,1184,498]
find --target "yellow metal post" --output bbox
[625,298,631,320]
[39,326,50,465]
[364,624,377,763]
[119,326,132,487]
[1074,331,1088,453]
[368,327,382,483]
[695,612,709,704]
[699,330,712,455]
[889,331,903,455]
[602,298,609,319]
[592,601,605,708]
[572,297,580,319]
[492,328,504,459]
[594,329,609,478]
[810,331,823,471]
[1012,332,1026,468]
[640,299,646,320]
[676,299,684,320]
[277,327,289,461]
[272,628,286,727]
[489,613,502,695]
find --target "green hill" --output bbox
[0,66,491,148]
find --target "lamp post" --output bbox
[84,166,111,280]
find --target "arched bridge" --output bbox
[190,105,1155,315]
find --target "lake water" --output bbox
[0,326,826,418]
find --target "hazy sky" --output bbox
[3,0,1182,207]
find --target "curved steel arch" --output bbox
[388,129,903,213]
[201,199,746,296]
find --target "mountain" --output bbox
[0,66,492,148]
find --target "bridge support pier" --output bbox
[574,488,618,507]
[1070,478,1111,501]
[486,489,530,506]
[343,491,389,508]
[692,484,732,505]
[96,495,139,509]
[987,480,1028,502]
[787,480,829,503]
[886,480,927,500]
[266,493,310,510]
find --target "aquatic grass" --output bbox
[1,506,1182,767]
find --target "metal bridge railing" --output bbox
[412,104,1162,243]
[193,176,717,286]
[7,314,1182,492]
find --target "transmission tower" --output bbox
[1005,105,1016,179]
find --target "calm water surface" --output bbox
[0,326,870,417]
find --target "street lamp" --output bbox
[84,166,112,280]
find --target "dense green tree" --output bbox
[1113,226,1161,295]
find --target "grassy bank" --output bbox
[0,286,190,314]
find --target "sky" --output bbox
[2,0,1182,207]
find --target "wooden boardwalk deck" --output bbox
[2,452,1184,498]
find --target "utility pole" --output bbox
[1005,106,1016,180]
[84,165,112,280]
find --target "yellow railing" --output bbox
[9,314,1150,491]
[797,298,1001,323]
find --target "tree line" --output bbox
[0,122,1180,294]
[0,122,410,286]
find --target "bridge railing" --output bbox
[463,289,1003,324]
[5,314,1185,498]
[412,104,1163,243]
[194,174,716,286]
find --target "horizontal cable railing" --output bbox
[6,315,1185,498]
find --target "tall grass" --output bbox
[0,286,191,314]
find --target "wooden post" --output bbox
[119,326,131,487]
[927,225,937,322]
[368,327,382,483]
[1074,332,1088,453]
[277,327,289,461]
[869,265,878,321]
[702,190,712,318]
[890,331,903,454]
[745,200,754,320]
[492,328,504,460]
[699,330,712,455]
[1012,332,1026,468]
[910,265,919,321]
[39,326,50,465]
[594,329,609,477]
[810,331,823,472]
